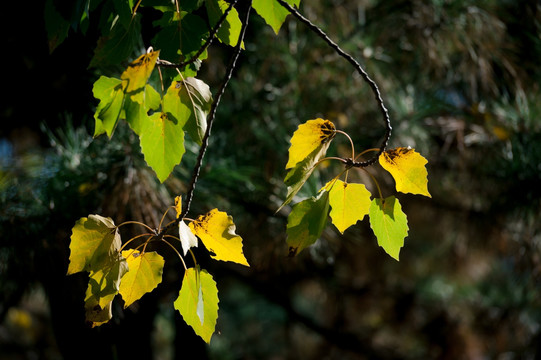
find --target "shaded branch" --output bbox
[276,0,392,167]
[156,0,239,69]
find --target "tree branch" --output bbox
[275,0,392,167]
[156,0,240,70]
[157,0,252,240]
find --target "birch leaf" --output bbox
[326,180,372,234]
[119,250,165,308]
[379,147,431,198]
[174,267,219,343]
[369,196,409,261]
[189,209,249,266]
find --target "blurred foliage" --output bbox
[1,0,541,359]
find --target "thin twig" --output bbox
[156,0,239,70]
[156,0,252,240]
[275,0,392,167]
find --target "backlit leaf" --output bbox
[379,147,431,198]
[174,267,219,343]
[124,84,161,135]
[369,196,409,261]
[286,118,335,169]
[286,190,330,256]
[189,209,250,266]
[326,180,372,234]
[206,0,242,47]
[252,0,301,34]
[139,112,186,183]
[163,78,212,145]
[92,76,125,137]
[120,50,160,103]
[119,249,165,308]
[67,215,122,275]
[179,221,198,255]
[174,196,182,218]
[84,255,128,327]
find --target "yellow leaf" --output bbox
[286,119,336,169]
[189,209,250,266]
[119,250,164,308]
[174,196,182,218]
[120,50,160,100]
[326,180,372,234]
[379,147,431,198]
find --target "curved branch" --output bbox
[157,0,253,239]
[275,0,392,167]
[156,0,239,69]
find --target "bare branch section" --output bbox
[157,1,253,240]
[156,0,239,70]
[275,0,392,167]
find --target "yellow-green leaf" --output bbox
[368,196,409,261]
[120,50,160,103]
[119,250,165,308]
[174,267,219,343]
[286,118,336,169]
[188,209,250,266]
[67,215,121,275]
[379,147,431,198]
[326,180,372,234]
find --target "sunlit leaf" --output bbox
[369,196,409,261]
[174,196,183,218]
[379,147,431,198]
[326,180,372,234]
[286,190,330,256]
[206,0,242,47]
[121,50,160,103]
[286,118,335,169]
[174,267,219,343]
[179,221,198,256]
[92,76,125,137]
[119,249,165,308]
[163,78,212,145]
[139,112,186,183]
[124,84,161,135]
[252,0,301,34]
[67,215,122,275]
[189,209,249,266]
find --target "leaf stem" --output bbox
[119,233,154,253]
[334,129,355,160]
[116,221,156,234]
[355,148,380,161]
[161,238,188,271]
[360,168,384,200]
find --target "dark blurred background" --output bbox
[1,0,541,359]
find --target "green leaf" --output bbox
[286,190,330,256]
[205,0,242,47]
[124,84,161,135]
[139,112,186,182]
[163,78,212,145]
[119,250,165,308]
[67,214,122,275]
[174,267,219,343]
[44,0,71,53]
[189,209,250,266]
[368,196,409,261]
[326,180,372,234]
[84,255,128,327]
[92,76,125,137]
[379,147,431,198]
[252,0,300,34]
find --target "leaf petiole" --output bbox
[162,237,188,271]
[360,168,384,200]
[334,129,355,160]
[116,221,156,234]
[119,233,154,253]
